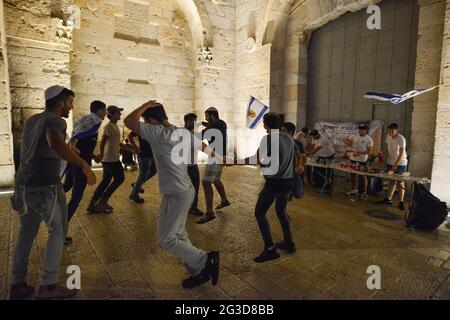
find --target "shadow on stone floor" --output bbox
[0,166,449,300]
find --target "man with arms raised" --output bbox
[124,100,219,289]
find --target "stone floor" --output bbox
[0,166,449,300]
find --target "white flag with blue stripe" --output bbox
[364,85,439,104]
[247,96,269,129]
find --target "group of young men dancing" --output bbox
[10,85,302,300]
[9,83,418,300]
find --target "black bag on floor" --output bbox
[406,182,448,231]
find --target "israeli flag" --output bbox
[247,96,269,129]
[364,85,439,104]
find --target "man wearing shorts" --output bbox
[346,124,373,200]
[376,123,408,210]
[197,107,230,224]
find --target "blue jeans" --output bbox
[131,156,157,196]
[63,164,87,221]
[11,184,67,286]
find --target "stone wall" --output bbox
[431,0,450,204]
[0,0,14,187]
[193,0,235,154]
[232,0,270,157]
[410,0,446,178]
[71,0,195,134]
[4,0,73,185]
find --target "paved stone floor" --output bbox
[1,166,450,300]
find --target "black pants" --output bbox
[255,179,293,249]
[92,161,125,201]
[63,164,87,221]
[187,165,200,209]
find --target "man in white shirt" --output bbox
[295,127,312,152]
[346,124,373,199]
[308,130,335,193]
[124,100,220,289]
[308,130,335,159]
[377,123,408,210]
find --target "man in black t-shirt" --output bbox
[196,107,231,224]
[128,122,157,203]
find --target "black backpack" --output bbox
[406,182,448,231]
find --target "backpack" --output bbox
[405,182,448,231]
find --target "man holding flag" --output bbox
[63,100,106,244]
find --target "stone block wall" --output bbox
[410,0,446,178]
[431,0,450,204]
[232,0,270,157]
[3,0,72,185]
[194,0,235,152]
[0,0,14,187]
[71,0,195,136]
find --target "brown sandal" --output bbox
[215,201,231,210]
[196,213,216,224]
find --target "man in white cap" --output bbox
[196,107,231,224]
[124,101,220,289]
[87,105,127,213]
[10,85,96,299]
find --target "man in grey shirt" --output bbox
[231,113,296,263]
[124,100,219,289]
[10,85,96,300]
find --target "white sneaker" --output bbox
[360,193,368,200]
[347,189,358,196]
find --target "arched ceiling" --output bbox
[175,0,213,48]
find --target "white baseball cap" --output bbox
[45,85,67,100]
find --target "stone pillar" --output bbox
[281,31,308,127]
[0,0,14,187]
[410,0,446,178]
[430,0,450,204]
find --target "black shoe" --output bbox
[205,251,220,285]
[399,201,406,211]
[375,198,393,205]
[9,282,35,300]
[131,183,144,194]
[64,237,73,245]
[189,207,204,216]
[129,194,144,203]
[276,241,296,254]
[182,272,210,289]
[181,251,219,289]
[253,247,280,263]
